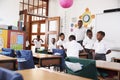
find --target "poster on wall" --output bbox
[8,30,25,50]
[0,29,8,50]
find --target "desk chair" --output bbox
[52,49,66,71]
[0,67,23,80]
[16,50,35,70]
[65,57,98,80]
[1,48,16,57]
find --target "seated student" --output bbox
[92,31,111,61]
[83,29,94,59]
[25,36,30,50]
[32,35,44,53]
[65,35,84,58]
[56,33,65,49]
[48,38,56,54]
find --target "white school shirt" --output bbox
[56,39,65,49]
[48,43,56,52]
[92,40,110,54]
[83,37,94,49]
[65,40,83,58]
[34,40,42,48]
[73,27,86,41]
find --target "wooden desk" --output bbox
[17,68,91,80]
[112,57,120,62]
[96,60,120,80]
[79,53,88,59]
[33,53,62,68]
[0,55,17,70]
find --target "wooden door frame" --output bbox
[45,17,60,49]
[30,20,46,47]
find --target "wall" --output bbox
[118,0,120,7]
[0,0,19,26]
[49,0,118,39]
[49,0,120,61]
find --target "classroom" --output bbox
[0,0,120,80]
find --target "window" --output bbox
[19,0,48,21]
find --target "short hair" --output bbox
[52,38,55,40]
[37,35,40,38]
[78,20,83,23]
[59,33,65,37]
[97,31,105,37]
[86,29,92,34]
[69,35,76,40]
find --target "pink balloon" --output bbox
[59,0,73,8]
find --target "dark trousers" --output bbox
[77,40,83,46]
[35,48,40,53]
[85,48,93,59]
[95,54,106,61]
[25,47,29,50]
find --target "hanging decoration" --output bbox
[59,0,73,8]
[79,8,95,27]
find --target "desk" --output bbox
[79,53,88,59]
[33,53,61,68]
[17,68,91,80]
[96,60,120,80]
[0,55,17,70]
[112,57,120,62]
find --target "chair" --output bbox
[1,48,16,57]
[16,50,35,70]
[0,67,23,80]
[52,49,66,71]
[65,57,98,80]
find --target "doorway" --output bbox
[30,17,60,52]
[31,20,46,52]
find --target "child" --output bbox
[32,35,44,53]
[92,31,111,60]
[56,33,65,49]
[65,35,84,58]
[73,20,86,46]
[48,38,56,53]
[26,39,30,50]
[83,29,94,59]
[25,35,30,50]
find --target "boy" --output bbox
[56,33,65,49]
[92,31,111,60]
[32,35,44,52]
[48,38,56,53]
[83,29,94,59]
[73,20,86,45]
[65,35,84,58]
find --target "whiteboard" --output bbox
[95,12,120,50]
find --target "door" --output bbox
[45,17,60,49]
[31,17,60,52]
[31,20,46,52]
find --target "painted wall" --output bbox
[118,0,120,7]
[0,0,19,26]
[49,0,120,61]
[49,0,119,39]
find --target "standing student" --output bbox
[65,35,84,58]
[73,20,86,45]
[56,33,65,49]
[32,35,44,52]
[48,38,56,53]
[92,31,111,61]
[83,29,94,59]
